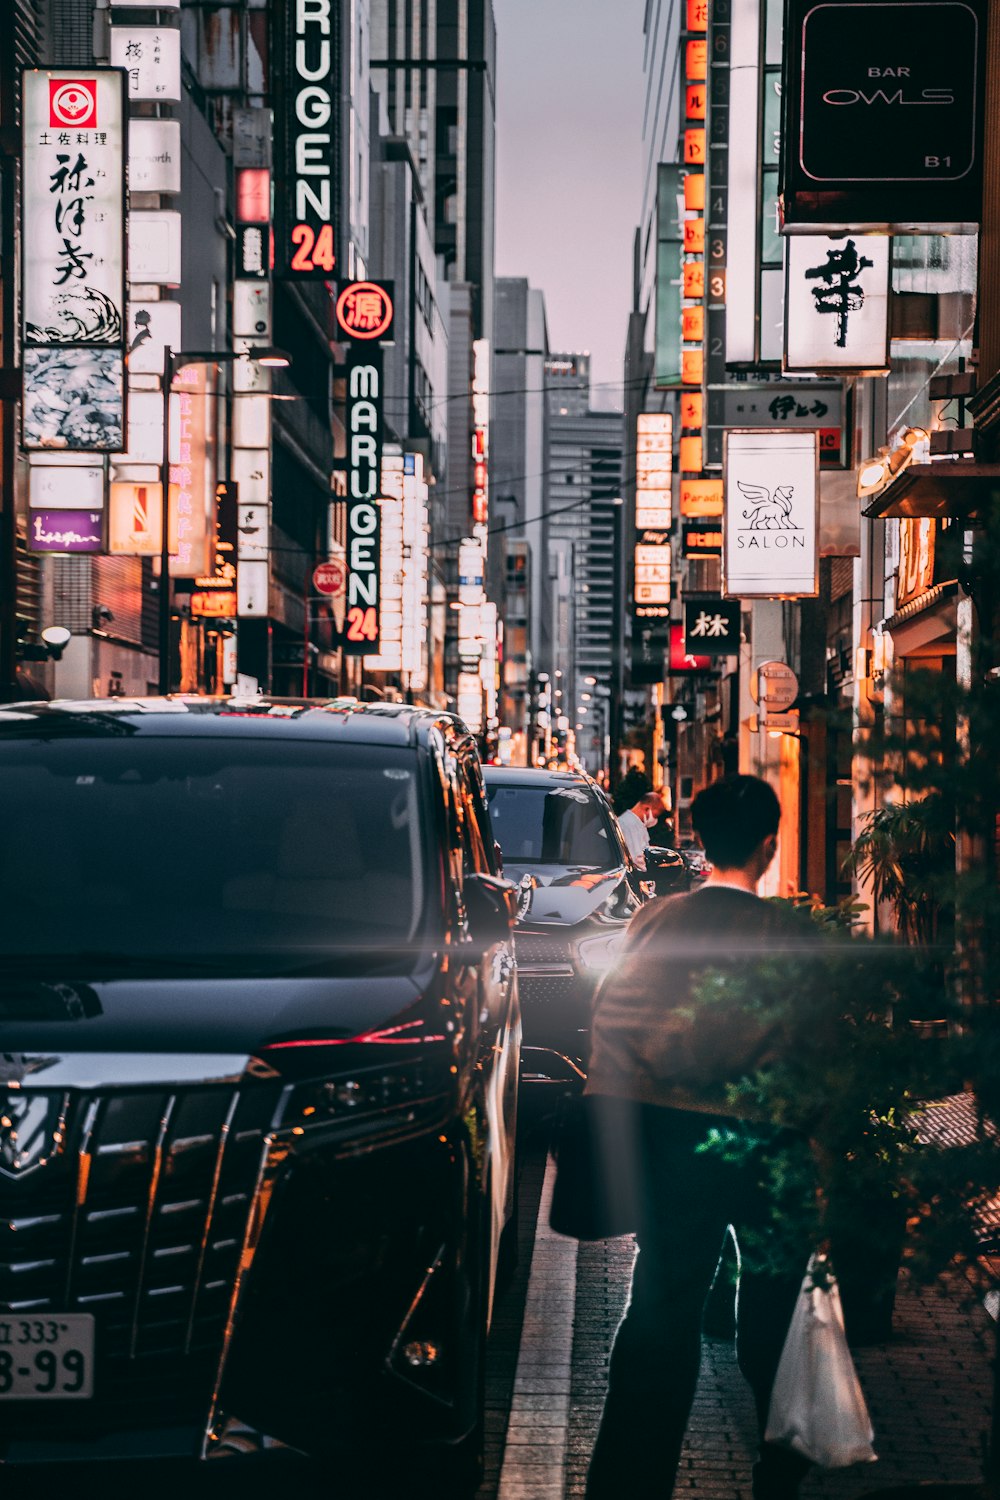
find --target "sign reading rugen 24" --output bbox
[273,0,338,277]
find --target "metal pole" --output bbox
[0,53,19,702]
[610,500,624,791]
[158,348,174,695]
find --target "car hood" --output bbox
[501,861,636,927]
[0,966,435,1083]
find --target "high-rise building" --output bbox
[545,355,624,775]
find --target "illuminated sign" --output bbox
[109,480,176,555]
[109,27,181,102]
[723,429,819,599]
[784,236,890,374]
[683,521,723,557]
[128,118,181,193]
[336,281,395,343]
[168,363,213,578]
[344,348,383,654]
[29,462,104,509]
[237,169,271,224]
[669,624,713,674]
[897,518,937,608]
[680,478,724,517]
[126,300,181,375]
[22,69,126,454]
[635,413,672,528]
[273,0,339,278]
[782,0,986,230]
[683,598,741,656]
[190,590,238,618]
[29,509,103,553]
[129,210,182,286]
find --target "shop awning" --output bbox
[862,463,1000,520]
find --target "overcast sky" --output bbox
[494,0,645,412]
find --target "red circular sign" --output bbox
[313,560,346,596]
[335,281,394,342]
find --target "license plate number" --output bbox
[0,1315,94,1399]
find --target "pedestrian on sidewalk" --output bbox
[584,774,813,1500]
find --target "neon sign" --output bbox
[344,349,383,653]
[335,281,395,343]
[273,0,338,278]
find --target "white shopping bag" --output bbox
[765,1254,877,1469]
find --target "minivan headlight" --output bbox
[277,1060,450,1144]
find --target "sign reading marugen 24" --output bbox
[781,0,986,230]
[344,348,383,656]
[272,0,340,277]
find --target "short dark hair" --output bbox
[691,775,780,868]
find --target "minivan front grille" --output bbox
[0,1080,282,1418]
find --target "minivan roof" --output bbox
[0,697,474,749]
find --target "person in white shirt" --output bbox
[617,792,666,872]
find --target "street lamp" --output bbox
[158,345,291,694]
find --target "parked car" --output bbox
[483,766,641,1085]
[678,839,712,884]
[642,844,692,899]
[0,698,520,1492]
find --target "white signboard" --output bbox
[233,281,271,340]
[636,412,672,528]
[127,118,181,193]
[29,463,105,509]
[110,27,181,102]
[129,211,182,286]
[23,347,124,452]
[22,70,126,349]
[238,559,270,617]
[723,429,819,599]
[784,237,890,375]
[126,301,181,374]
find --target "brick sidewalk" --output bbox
[499,1157,996,1499]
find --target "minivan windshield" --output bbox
[0,738,426,974]
[486,781,619,869]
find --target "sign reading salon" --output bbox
[723,429,819,599]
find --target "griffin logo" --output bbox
[737,482,801,531]
[0,1093,67,1178]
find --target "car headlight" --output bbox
[576,931,627,973]
[274,1059,452,1146]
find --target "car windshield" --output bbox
[0,738,426,973]
[486,781,618,869]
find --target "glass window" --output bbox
[0,739,427,974]
[486,783,616,869]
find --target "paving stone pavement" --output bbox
[567,1231,996,1498]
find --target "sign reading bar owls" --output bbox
[784,236,890,374]
[723,429,819,598]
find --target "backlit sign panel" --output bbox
[781,0,986,229]
[723,429,819,598]
[668,624,713,674]
[29,509,104,553]
[109,27,181,102]
[684,598,741,656]
[273,0,339,278]
[335,282,395,343]
[344,348,383,654]
[784,236,890,374]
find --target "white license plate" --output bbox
[0,1314,95,1399]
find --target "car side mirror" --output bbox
[464,873,518,946]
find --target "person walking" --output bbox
[617,791,666,872]
[584,774,812,1500]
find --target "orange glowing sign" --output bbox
[681,349,704,386]
[683,218,705,255]
[686,0,708,32]
[682,306,705,342]
[686,39,708,78]
[680,392,704,429]
[684,129,706,165]
[683,262,705,299]
[190,589,238,618]
[336,280,395,342]
[684,173,706,211]
[680,479,724,517]
[686,84,706,120]
[679,435,703,473]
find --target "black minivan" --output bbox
[0,698,520,1491]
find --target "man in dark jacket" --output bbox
[584,774,811,1500]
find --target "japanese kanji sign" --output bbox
[723,429,819,599]
[668,624,713,675]
[22,69,126,356]
[109,27,181,102]
[683,598,741,657]
[784,236,890,374]
[336,282,395,344]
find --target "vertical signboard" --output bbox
[272,0,339,277]
[22,69,127,455]
[344,348,383,654]
[632,413,672,685]
[723,429,819,598]
[781,0,986,230]
[784,236,890,373]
